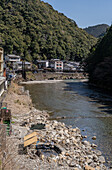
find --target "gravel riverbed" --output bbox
[3,82,110,170]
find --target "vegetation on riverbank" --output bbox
[86,25,112,91]
[0,0,97,62]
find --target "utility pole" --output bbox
[22,61,26,80]
[22,50,26,80]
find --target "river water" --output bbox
[25,80,112,166]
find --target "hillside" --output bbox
[84,24,109,38]
[0,0,97,62]
[86,25,112,91]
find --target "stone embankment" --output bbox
[26,72,88,81]
[3,82,109,170]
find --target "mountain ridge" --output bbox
[84,24,109,38]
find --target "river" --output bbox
[25,80,112,166]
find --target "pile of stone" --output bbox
[9,107,108,170]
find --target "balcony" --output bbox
[8,59,20,62]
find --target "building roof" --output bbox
[7,54,20,58]
[16,61,31,65]
[51,59,60,61]
[36,60,48,63]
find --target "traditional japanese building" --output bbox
[49,59,63,71]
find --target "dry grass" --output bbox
[4,82,32,116]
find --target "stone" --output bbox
[95,166,101,170]
[94,150,102,156]
[75,164,82,169]
[98,156,105,163]
[52,131,56,136]
[72,128,77,132]
[66,139,70,144]
[66,159,71,165]
[85,165,95,170]
[75,127,81,133]
[71,136,77,142]
[19,128,28,139]
[53,120,58,126]
[62,140,66,144]
[13,129,19,136]
[58,160,63,166]
[64,129,68,134]
[56,144,66,153]
[91,143,97,148]
[87,159,93,164]
[65,152,70,156]
[92,136,96,140]
[52,158,57,163]
[83,141,91,146]
[59,129,63,135]
[69,159,76,167]
[83,135,87,138]
[82,129,85,131]
[76,149,81,154]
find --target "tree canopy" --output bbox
[0,0,97,62]
[86,25,112,91]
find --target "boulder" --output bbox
[91,143,97,148]
[92,136,96,140]
[95,166,101,170]
[69,159,76,167]
[87,159,93,164]
[19,127,29,139]
[98,156,105,163]
[85,165,95,170]
[83,141,91,146]
[94,150,102,156]
[65,152,70,156]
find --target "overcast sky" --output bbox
[42,0,112,28]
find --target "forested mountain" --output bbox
[84,24,109,38]
[86,25,112,91]
[0,0,97,62]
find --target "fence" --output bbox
[0,124,6,153]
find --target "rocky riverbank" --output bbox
[3,82,110,170]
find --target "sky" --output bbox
[42,0,112,28]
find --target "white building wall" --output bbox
[46,61,49,68]
[0,77,6,96]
